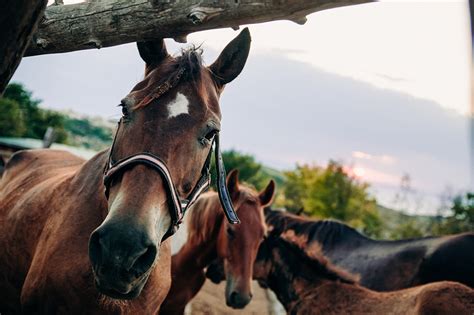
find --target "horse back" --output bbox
[2,149,84,180]
[0,149,85,220]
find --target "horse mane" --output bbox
[187,186,261,244]
[133,45,206,110]
[271,234,358,284]
[187,191,222,245]
[265,208,368,248]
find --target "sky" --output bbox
[14,0,472,214]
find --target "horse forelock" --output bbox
[133,46,207,110]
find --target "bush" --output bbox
[0,98,26,137]
[280,161,382,238]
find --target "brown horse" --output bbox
[264,208,474,291]
[160,170,275,314]
[251,232,474,315]
[0,29,251,314]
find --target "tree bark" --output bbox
[0,0,48,93]
[25,0,373,57]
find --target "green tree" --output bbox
[3,83,43,139]
[1,83,68,143]
[389,218,425,239]
[431,192,474,235]
[0,98,26,137]
[210,149,272,190]
[281,161,382,238]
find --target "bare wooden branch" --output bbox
[0,0,48,93]
[25,0,373,56]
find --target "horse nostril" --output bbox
[228,291,252,308]
[230,291,238,305]
[131,245,157,277]
[89,230,103,267]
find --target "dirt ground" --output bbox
[187,280,274,315]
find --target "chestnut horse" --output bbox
[160,170,275,314]
[0,29,251,314]
[252,232,474,315]
[264,208,474,291]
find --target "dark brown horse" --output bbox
[252,232,474,315]
[264,208,474,291]
[160,170,275,314]
[0,29,251,314]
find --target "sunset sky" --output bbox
[17,0,472,214]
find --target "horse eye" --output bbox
[200,129,217,146]
[121,105,129,117]
[204,129,217,141]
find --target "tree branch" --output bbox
[25,0,373,56]
[0,0,48,92]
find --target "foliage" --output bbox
[388,218,425,239]
[210,149,274,191]
[0,83,113,148]
[64,117,113,150]
[0,98,26,137]
[1,83,68,143]
[280,161,382,238]
[430,192,474,235]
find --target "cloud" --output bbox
[12,44,470,213]
[352,151,397,165]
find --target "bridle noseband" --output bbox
[103,67,239,241]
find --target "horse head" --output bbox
[217,170,275,308]
[88,29,251,300]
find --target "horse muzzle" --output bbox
[225,276,253,309]
[88,221,158,299]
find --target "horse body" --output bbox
[266,209,474,291]
[160,170,275,314]
[254,235,474,315]
[0,149,172,314]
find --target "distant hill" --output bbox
[377,204,435,238]
[61,111,115,151]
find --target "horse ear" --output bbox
[259,180,275,207]
[137,39,169,67]
[226,169,240,201]
[209,28,251,87]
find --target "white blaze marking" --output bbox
[167,93,189,118]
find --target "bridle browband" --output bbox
[103,66,239,241]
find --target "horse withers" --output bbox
[160,170,275,314]
[0,29,251,314]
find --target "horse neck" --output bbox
[174,196,224,270]
[264,238,359,312]
[264,247,326,311]
[70,149,110,217]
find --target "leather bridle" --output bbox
[103,67,240,241]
